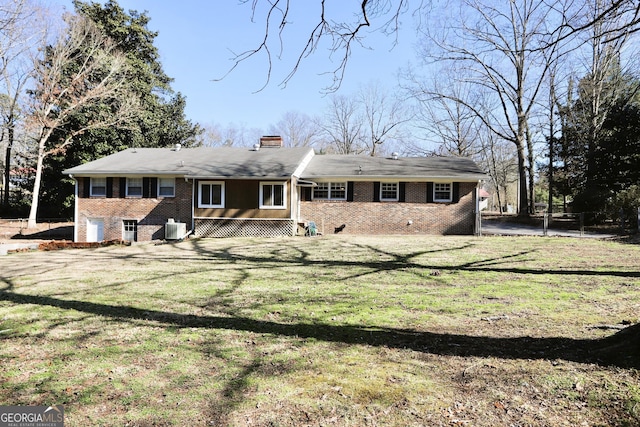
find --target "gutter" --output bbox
[300,175,488,182]
[296,180,318,187]
[184,175,292,180]
[62,171,187,177]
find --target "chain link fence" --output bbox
[480,209,640,237]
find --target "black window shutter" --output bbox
[119,178,126,198]
[302,187,311,201]
[142,177,150,198]
[106,177,113,198]
[453,182,460,203]
[83,177,91,198]
[427,182,434,203]
[347,182,354,201]
[373,182,380,202]
[150,178,158,198]
[399,182,406,202]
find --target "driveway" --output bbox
[481,220,616,238]
[0,241,41,255]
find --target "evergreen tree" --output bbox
[38,0,202,218]
[558,68,640,218]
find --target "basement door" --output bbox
[87,218,104,242]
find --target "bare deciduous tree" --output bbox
[197,122,261,147]
[545,0,640,49]
[223,0,414,91]
[25,14,139,228]
[229,0,639,92]
[358,82,409,157]
[580,0,638,186]
[414,0,572,214]
[478,129,519,213]
[0,0,47,206]
[318,94,365,154]
[268,110,320,148]
[403,65,484,157]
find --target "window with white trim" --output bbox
[126,177,143,197]
[90,177,106,197]
[123,220,138,242]
[260,182,286,209]
[313,182,347,200]
[199,181,224,208]
[158,178,175,197]
[380,182,399,201]
[434,183,452,202]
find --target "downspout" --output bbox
[70,175,78,242]
[475,180,482,237]
[295,180,317,236]
[190,178,195,236]
[290,178,296,236]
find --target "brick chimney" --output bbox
[260,135,284,148]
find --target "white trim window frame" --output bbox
[380,182,399,201]
[126,177,143,197]
[122,219,138,242]
[434,182,452,202]
[90,177,106,197]
[158,177,175,197]
[313,181,347,200]
[260,181,286,209]
[198,181,225,208]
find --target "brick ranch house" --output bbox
[63,136,488,242]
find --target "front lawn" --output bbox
[1,235,638,426]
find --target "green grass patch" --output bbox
[1,235,639,426]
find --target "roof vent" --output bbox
[174,143,182,151]
[260,135,283,148]
[252,143,260,151]
[391,152,399,160]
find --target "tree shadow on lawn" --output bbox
[0,289,637,369]
[1,238,639,370]
[182,238,640,280]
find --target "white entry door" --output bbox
[87,219,104,242]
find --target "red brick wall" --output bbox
[300,182,477,235]
[76,178,192,241]
[75,178,478,240]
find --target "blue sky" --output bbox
[54,1,419,132]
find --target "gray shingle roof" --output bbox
[63,146,315,179]
[63,147,487,182]
[301,154,487,181]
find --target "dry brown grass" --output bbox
[0,235,638,426]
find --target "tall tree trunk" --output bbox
[548,82,556,215]
[516,146,528,215]
[3,122,13,206]
[526,124,535,214]
[516,110,529,215]
[27,136,48,228]
[516,63,530,216]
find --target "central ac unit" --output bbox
[165,222,186,240]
